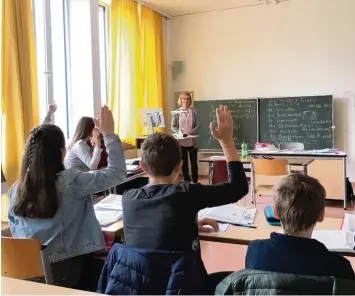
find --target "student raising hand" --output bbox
[210,105,238,162]
[210,105,233,142]
[43,103,57,124]
[94,106,114,136]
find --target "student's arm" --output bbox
[171,113,180,134]
[74,141,103,171]
[72,133,127,196]
[189,108,200,135]
[42,104,57,124]
[190,105,248,210]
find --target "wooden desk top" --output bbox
[199,157,252,164]
[199,212,342,244]
[1,277,99,295]
[249,151,347,159]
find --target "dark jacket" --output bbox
[246,232,355,280]
[215,269,355,295]
[97,244,209,295]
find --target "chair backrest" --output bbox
[1,237,44,280]
[279,142,304,150]
[212,160,228,184]
[253,159,288,176]
[215,269,355,295]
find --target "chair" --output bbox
[1,237,53,284]
[252,158,289,198]
[278,142,313,175]
[211,160,251,207]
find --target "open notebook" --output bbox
[199,204,256,225]
[312,214,355,253]
[94,194,123,226]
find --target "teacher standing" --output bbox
[171,92,200,183]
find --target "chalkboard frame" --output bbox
[257,95,334,150]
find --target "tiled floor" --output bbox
[197,176,355,273]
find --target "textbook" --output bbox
[312,214,355,253]
[94,194,123,226]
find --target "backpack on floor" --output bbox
[346,177,354,202]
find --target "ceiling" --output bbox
[140,0,285,17]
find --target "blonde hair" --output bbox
[177,92,192,107]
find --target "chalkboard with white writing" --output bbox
[258,95,333,150]
[194,99,258,150]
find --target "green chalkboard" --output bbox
[194,99,258,150]
[259,95,333,150]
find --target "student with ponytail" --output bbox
[8,106,127,291]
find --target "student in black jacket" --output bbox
[246,174,355,280]
[123,105,248,255]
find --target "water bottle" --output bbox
[241,141,248,158]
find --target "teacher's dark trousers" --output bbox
[181,146,198,183]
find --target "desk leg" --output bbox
[343,158,347,210]
[250,162,256,207]
[209,162,213,185]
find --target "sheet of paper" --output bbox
[204,223,229,233]
[312,230,354,252]
[94,194,122,211]
[342,213,355,232]
[126,164,139,172]
[198,205,256,224]
[95,210,123,226]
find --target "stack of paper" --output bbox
[199,204,257,225]
[312,214,355,253]
[94,194,123,226]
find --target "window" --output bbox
[32,0,106,140]
[99,5,108,106]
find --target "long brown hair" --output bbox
[68,117,95,150]
[13,124,66,218]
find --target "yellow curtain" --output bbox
[108,0,142,143]
[109,0,165,141]
[1,0,39,185]
[140,6,165,133]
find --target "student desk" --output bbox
[1,277,99,295]
[248,151,348,209]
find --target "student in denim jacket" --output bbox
[8,106,127,291]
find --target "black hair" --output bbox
[13,124,66,218]
[141,133,181,177]
[68,117,95,150]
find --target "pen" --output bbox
[229,223,257,229]
[217,221,257,229]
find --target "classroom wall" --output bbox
[165,0,355,181]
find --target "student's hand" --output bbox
[94,106,114,136]
[47,103,57,115]
[210,105,233,145]
[198,218,219,233]
[92,129,101,147]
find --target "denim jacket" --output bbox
[8,134,127,263]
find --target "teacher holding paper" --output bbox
[171,92,200,183]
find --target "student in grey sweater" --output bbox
[64,117,103,171]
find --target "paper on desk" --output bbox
[199,205,256,225]
[94,194,122,211]
[127,164,140,172]
[95,210,123,226]
[204,223,229,233]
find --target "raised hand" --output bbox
[47,103,57,115]
[210,105,233,144]
[92,129,101,147]
[94,106,114,136]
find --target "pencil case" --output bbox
[264,205,281,226]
